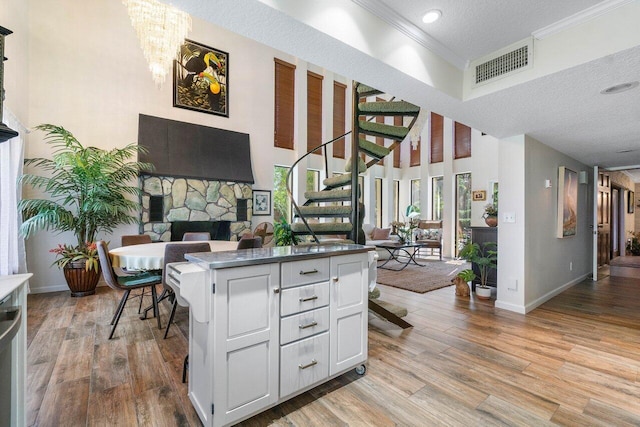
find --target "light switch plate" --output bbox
[503,212,516,223]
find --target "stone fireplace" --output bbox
[139,175,252,241]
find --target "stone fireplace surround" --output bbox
[139,174,252,242]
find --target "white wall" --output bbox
[496,135,592,313]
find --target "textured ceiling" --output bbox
[174,0,640,181]
[374,0,603,61]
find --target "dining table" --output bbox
[108,240,238,270]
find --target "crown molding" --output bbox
[351,0,466,70]
[532,0,634,40]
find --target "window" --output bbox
[306,169,320,192]
[332,82,346,159]
[454,121,471,159]
[410,138,421,167]
[274,59,296,149]
[455,173,472,254]
[410,179,420,210]
[393,116,402,168]
[393,180,400,222]
[430,112,443,163]
[273,165,291,222]
[432,176,443,221]
[375,178,383,227]
[307,71,323,155]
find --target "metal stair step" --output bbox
[359,138,391,159]
[358,100,420,116]
[358,120,409,141]
[296,205,352,217]
[291,222,353,234]
[305,189,352,202]
[356,84,382,97]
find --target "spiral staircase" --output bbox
[287,82,421,245]
[285,82,422,329]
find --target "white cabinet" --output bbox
[183,248,370,427]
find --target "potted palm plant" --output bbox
[19,124,153,296]
[459,241,497,299]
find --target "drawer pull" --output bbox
[298,359,318,370]
[299,269,318,275]
[273,288,280,294]
[299,295,318,302]
[298,321,318,330]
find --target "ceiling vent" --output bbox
[472,38,533,86]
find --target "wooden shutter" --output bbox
[410,138,421,167]
[332,82,346,159]
[454,121,471,159]
[393,116,402,168]
[307,71,323,155]
[274,59,295,149]
[430,112,443,163]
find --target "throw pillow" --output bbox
[371,227,391,240]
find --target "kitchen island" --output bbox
[174,244,374,427]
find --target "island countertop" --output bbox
[0,273,32,302]
[185,244,373,269]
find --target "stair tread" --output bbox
[356,84,382,97]
[291,222,353,233]
[359,138,391,159]
[297,205,352,216]
[358,100,420,116]
[305,189,352,201]
[358,121,409,141]
[323,173,353,189]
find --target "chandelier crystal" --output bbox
[122,0,192,86]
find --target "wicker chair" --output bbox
[162,242,211,338]
[182,232,211,241]
[121,234,152,246]
[96,241,162,339]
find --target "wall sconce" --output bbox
[578,170,588,184]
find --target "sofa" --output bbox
[362,223,400,259]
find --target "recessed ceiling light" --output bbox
[600,81,639,95]
[422,9,441,24]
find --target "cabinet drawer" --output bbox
[280,282,329,316]
[280,306,329,345]
[281,258,330,288]
[280,332,329,398]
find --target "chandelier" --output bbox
[122,0,192,86]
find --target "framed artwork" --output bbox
[253,190,271,216]
[629,190,635,214]
[174,39,228,117]
[557,166,578,238]
[472,190,486,201]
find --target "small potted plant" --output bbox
[457,269,476,283]
[459,241,497,299]
[19,124,152,296]
[482,203,498,227]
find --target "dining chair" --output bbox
[182,232,211,241]
[96,241,163,339]
[121,234,152,246]
[236,236,263,249]
[162,242,211,338]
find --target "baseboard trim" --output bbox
[28,282,107,294]
[494,300,526,314]
[524,273,590,313]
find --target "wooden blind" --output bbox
[307,71,323,155]
[332,82,346,159]
[393,116,401,168]
[430,112,443,163]
[454,121,472,159]
[410,137,421,167]
[274,58,295,149]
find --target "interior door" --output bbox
[597,171,611,268]
[611,187,620,258]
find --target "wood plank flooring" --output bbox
[27,274,640,426]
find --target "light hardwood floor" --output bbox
[27,273,640,426]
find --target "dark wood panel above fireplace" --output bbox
[137,114,255,183]
[171,221,231,242]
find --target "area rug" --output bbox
[375,259,469,294]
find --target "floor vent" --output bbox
[473,39,533,86]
